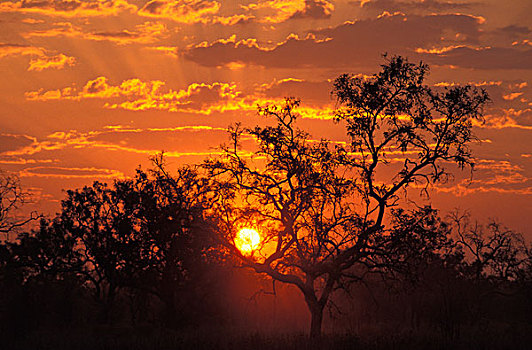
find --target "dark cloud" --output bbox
[0,134,34,154]
[91,31,138,39]
[356,0,473,12]
[260,79,333,103]
[20,0,79,11]
[420,46,532,70]
[496,25,531,36]
[509,109,532,127]
[141,0,165,13]
[184,13,482,69]
[290,0,334,19]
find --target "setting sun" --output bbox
[235,228,261,254]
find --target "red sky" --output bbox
[1,0,531,236]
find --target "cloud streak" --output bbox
[3,126,231,164]
[0,0,136,17]
[418,46,532,70]
[19,166,124,179]
[357,0,473,12]
[24,76,338,119]
[23,21,168,45]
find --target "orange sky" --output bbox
[1,0,531,236]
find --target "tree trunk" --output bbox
[309,304,324,339]
[304,291,325,339]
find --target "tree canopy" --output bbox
[206,55,490,338]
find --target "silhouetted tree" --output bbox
[12,219,82,281]
[0,171,40,241]
[205,55,489,338]
[450,211,528,282]
[116,161,222,327]
[382,206,455,283]
[58,180,135,322]
[57,164,220,326]
[0,187,73,335]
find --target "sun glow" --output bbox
[235,228,261,254]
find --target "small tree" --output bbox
[0,171,40,241]
[450,211,528,282]
[206,56,489,338]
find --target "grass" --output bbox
[3,324,531,350]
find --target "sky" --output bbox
[0,0,531,236]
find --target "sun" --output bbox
[235,228,261,255]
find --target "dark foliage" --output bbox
[0,165,230,337]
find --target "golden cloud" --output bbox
[25,77,246,113]
[19,166,125,179]
[503,92,524,101]
[0,157,56,165]
[242,0,306,23]
[138,0,220,24]
[0,43,76,71]
[0,0,136,17]
[0,43,45,58]
[145,45,180,58]
[26,77,228,100]
[415,45,467,54]
[25,76,337,118]
[21,18,45,24]
[478,115,532,131]
[434,81,502,87]
[211,13,253,25]
[28,53,76,71]
[136,0,330,24]
[24,21,168,45]
[239,0,333,23]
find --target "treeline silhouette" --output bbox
[1,56,531,349]
[1,165,230,333]
[0,164,531,348]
